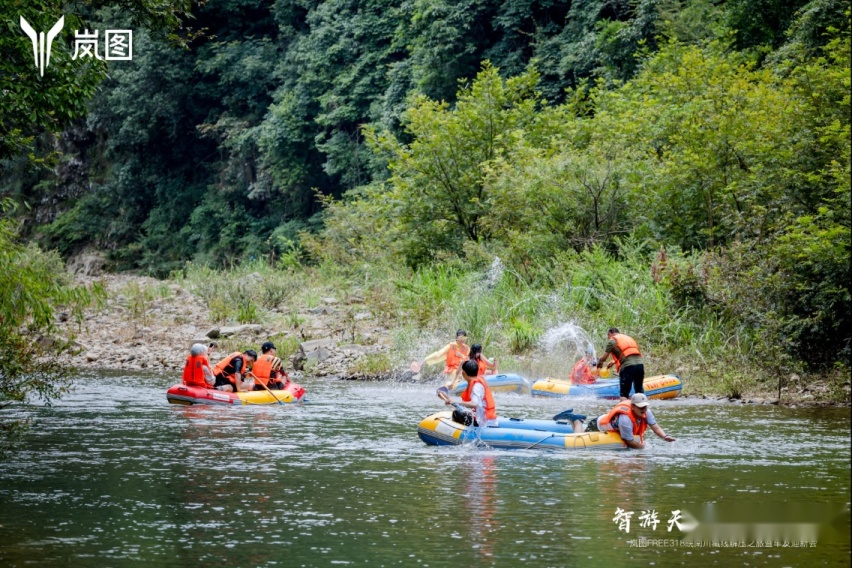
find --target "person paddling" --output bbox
[438,359,498,428]
[251,341,290,390]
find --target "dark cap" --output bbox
[261,341,276,353]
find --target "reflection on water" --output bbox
[0,371,849,567]
[463,455,498,561]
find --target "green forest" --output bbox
[1,0,850,403]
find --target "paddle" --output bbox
[248,372,285,406]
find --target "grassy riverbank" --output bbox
[116,244,846,404]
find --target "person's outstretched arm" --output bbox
[649,423,676,442]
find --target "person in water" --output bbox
[596,327,644,400]
[439,359,498,427]
[182,343,215,388]
[250,341,290,390]
[212,349,257,392]
[422,329,470,390]
[582,393,676,449]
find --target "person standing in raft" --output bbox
[596,327,644,400]
[182,343,215,389]
[251,341,290,390]
[212,350,257,392]
[422,329,470,393]
[583,393,676,449]
[438,359,498,427]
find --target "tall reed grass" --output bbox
[166,242,801,398]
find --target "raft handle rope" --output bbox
[523,433,559,450]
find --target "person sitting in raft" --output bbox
[468,343,497,381]
[582,393,676,449]
[570,346,597,385]
[212,349,257,392]
[182,343,215,389]
[250,341,290,391]
[438,359,498,427]
[422,329,470,392]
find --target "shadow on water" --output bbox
[0,369,848,567]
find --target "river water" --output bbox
[0,371,849,567]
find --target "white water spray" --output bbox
[539,321,598,363]
[486,256,504,289]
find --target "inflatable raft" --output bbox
[531,374,682,400]
[449,373,532,395]
[417,411,627,450]
[166,382,306,405]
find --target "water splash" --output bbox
[486,257,504,290]
[539,322,598,362]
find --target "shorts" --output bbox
[253,381,285,391]
[586,416,600,432]
[214,374,235,389]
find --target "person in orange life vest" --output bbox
[583,393,676,449]
[438,359,498,427]
[596,327,644,400]
[212,350,257,392]
[571,346,597,385]
[251,341,290,391]
[423,329,470,391]
[182,343,214,388]
[468,343,497,380]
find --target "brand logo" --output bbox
[19,16,64,77]
[20,15,134,76]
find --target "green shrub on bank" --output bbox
[1,203,104,452]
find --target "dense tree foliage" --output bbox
[1,0,849,372]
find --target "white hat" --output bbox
[631,393,650,408]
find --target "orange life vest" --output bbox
[213,352,245,386]
[610,333,641,372]
[571,359,596,385]
[251,354,277,386]
[461,376,497,421]
[601,400,648,441]
[182,354,211,388]
[443,342,470,374]
[476,357,487,378]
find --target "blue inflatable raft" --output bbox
[417,411,627,450]
[530,374,682,400]
[449,373,531,395]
